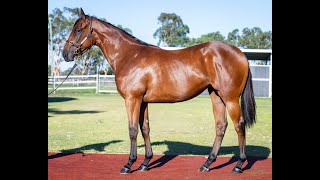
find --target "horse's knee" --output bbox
[141,125,150,137]
[129,127,138,139]
[216,121,228,136]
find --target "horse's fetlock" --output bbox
[146,151,153,159]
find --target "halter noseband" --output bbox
[66,16,93,55]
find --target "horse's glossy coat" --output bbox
[63,8,256,174]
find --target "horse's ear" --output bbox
[79,8,86,20]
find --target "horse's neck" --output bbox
[93,20,142,73]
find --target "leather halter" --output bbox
[66,16,93,55]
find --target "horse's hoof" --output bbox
[119,167,131,174]
[138,164,149,172]
[232,167,243,173]
[198,166,209,172]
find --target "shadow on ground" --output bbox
[48,140,270,172]
[48,108,102,115]
[48,140,123,159]
[48,97,78,103]
[138,140,270,171]
[48,97,102,117]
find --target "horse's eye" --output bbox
[76,29,82,33]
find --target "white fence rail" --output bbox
[48,65,272,97]
[48,74,117,94]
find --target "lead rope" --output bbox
[48,63,77,96]
[48,56,96,96]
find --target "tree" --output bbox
[184,31,225,47]
[259,30,272,49]
[153,13,190,47]
[239,27,272,49]
[74,46,107,75]
[48,7,79,76]
[226,29,241,47]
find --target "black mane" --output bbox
[93,16,157,47]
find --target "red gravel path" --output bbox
[48,152,271,180]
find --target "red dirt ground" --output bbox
[48,152,271,180]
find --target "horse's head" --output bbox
[62,8,93,62]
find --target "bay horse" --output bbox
[63,8,256,174]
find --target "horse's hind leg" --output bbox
[199,87,227,172]
[226,99,247,173]
[138,102,153,171]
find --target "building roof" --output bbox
[240,49,272,60]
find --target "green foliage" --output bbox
[48,7,81,75]
[184,31,225,47]
[226,29,240,47]
[74,46,106,75]
[88,46,105,74]
[184,27,272,49]
[239,27,272,49]
[48,7,78,45]
[153,13,190,47]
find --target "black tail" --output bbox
[241,69,256,128]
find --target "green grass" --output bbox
[48,94,271,158]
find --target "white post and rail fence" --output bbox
[48,74,118,94]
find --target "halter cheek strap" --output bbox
[66,16,93,55]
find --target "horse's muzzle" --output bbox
[63,50,75,62]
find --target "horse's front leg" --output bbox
[138,102,153,171]
[120,96,142,174]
